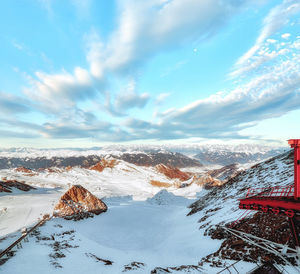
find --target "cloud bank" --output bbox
[2,0,300,144]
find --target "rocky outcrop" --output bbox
[15,166,33,173]
[208,163,241,181]
[89,159,117,172]
[200,212,297,265]
[149,180,172,188]
[192,174,223,189]
[155,164,190,181]
[53,185,107,220]
[0,179,35,193]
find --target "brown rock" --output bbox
[155,164,190,181]
[89,159,117,172]
[15,167,33,173]
[192,174,223,188]
[0,180,35,192]
[53,185,107,219]
[150,180,172,188]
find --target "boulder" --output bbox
[53,185,107,220]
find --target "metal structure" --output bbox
[239,140,300,252]
[225,140,300,272]
[224,227,299,271]
[0,216,51,261]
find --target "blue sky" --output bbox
[0,0,300,148]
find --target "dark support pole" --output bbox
[295,145,300,200]
[288,217,300,248]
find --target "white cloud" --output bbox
[0,92,31,114]
[124,36,300,141]
[266,38,277,44]
[24,67,97,113]
[87,0,256,76]
[105,80,150,116]
[282,32,291,39]
[155,93,171,105]
[13,0,300,143]
[235,0,300,69]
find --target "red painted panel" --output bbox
[288,139,300,199]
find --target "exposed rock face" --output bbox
[155,164,190,181]
[0,179,35,193]
[15,166,33,173]
[201,212,298,265]
[208,163,241,181]
[53,185,107,219]
[192,174,223,189]
[149,180,172,188]
[89,159,117,172]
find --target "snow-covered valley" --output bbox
[0,197,224,273]
[0,147,298,273]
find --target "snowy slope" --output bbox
[189,150,293,226]
[187,150,296,269]
[0,149,295,273]
[0,200,223,273]
[0,159,203,237]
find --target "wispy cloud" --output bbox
[24,67,99,113]
[0,92,31,114]
[4,0,300,143]
[118,36,300,141]
[87,0,253,77]
[155,93,171,105]
[231,0,300,77]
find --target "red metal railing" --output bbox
[245,185,294,199]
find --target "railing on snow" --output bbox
[245,185,294,199]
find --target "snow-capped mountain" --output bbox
[193,144,285,165]
[0,148,297,273]
[0,143,284,169]
[0,150,202,170]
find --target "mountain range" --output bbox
[0,145,298,273]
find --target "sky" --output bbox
[0,0,300,148]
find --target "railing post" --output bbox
[288,139,300,200]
